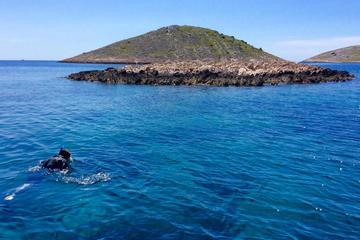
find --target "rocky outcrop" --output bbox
[67,60,354,87]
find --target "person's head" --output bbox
[59,148,71,160]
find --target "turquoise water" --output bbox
[0,61,359,239]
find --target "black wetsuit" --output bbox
[41,148,71,171]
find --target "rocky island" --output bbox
[68,60,353,87]
[304,45,360,63]
[65,25,354,87]
[62,25,278,64]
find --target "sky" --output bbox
[0,0,359,62]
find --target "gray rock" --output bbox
[67,60,354,87]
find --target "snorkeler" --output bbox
[41,148,72,171]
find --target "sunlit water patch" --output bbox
[0,61,359,239]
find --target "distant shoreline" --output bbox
[59,60,150,65]
[301,60,360,64]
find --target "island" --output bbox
[304,45,360,63]
[64,25,354,87]
[68,60,353,87]
[62,25,278,64]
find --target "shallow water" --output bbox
[0,61,359,239]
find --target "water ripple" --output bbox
[0,61,359,239]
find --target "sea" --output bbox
[0,60,359,239]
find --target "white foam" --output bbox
[60,172,110,185]
[4,194,14,201]
[28,165,41,172]
[16,183,30,191]
[4,183,31,201]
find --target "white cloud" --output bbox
[268,36,360,62]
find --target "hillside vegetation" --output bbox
[304,45,360,63]
[63,25,279,64]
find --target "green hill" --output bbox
[62,25,279,64]
[304,45,360,63]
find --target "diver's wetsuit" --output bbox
[41,148,71,171]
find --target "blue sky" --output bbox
[0,0,359,61]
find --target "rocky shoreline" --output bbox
[67,60,354,87]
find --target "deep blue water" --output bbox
[0,60,359,239]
